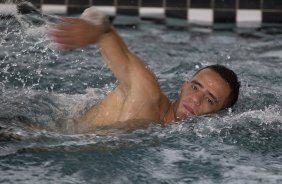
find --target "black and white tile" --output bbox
[0,0,281,26]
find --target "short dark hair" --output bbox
[195,64,240,109]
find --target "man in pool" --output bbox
[50,7,240,129]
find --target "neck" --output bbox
[163,101,177,123]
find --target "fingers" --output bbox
[52,34,72,44]
[49,29,67,38]
[60,17,81,24]
[57,43,76,49]
[49,16,82,35]
[48,16,96,49]
[51,21,74,32]
[50,28,86,49]
[50,28,74,47]
[49,17,79,49]
[53,36,81,49]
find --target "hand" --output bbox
[50,17,107,49]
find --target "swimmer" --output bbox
[50,7,240,130]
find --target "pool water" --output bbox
[0,9,282,184]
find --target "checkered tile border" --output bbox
[1,0,282,27]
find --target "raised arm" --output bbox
[50,7,148,90]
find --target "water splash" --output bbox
[0,4,282,183]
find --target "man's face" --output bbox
[175,68,231,120]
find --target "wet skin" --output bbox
[50,8,232,130]
[172,68,231,121]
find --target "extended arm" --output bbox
[50,7,166,125]
[50,7,146,90]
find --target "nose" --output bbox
[190,92,203,106]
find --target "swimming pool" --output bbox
[0,8,282,184]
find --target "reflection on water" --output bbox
[0,5,282,184]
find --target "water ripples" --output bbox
[0,8,282,184]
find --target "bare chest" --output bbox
[81,87,161,128]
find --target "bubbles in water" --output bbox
[0,6,282,183]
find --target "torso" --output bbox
[80,49,171,130]
[80,77,170,130]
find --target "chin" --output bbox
[176,111,192,120]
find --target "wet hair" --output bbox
[194,64,240,109]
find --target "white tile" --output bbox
[139,7,165,19]
[95,6,116,16]
[237,10,262,27]
[237,10,262,22]
[42,5,67,14]
[188,9,213,25]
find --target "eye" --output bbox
[207,98,214,105]
[191,84,198,91]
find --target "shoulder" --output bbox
[117,53,161,100]
[131,57,161,93]
[124,52,160,92]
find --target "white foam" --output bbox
[50,87,105,120]
[260,50,282,59]
[25,25,48,38]
[223,163,282,183]
[224,105,282,125]
[0,4,17,15]
[162,148,186,164]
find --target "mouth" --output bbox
[183,103,195,116]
